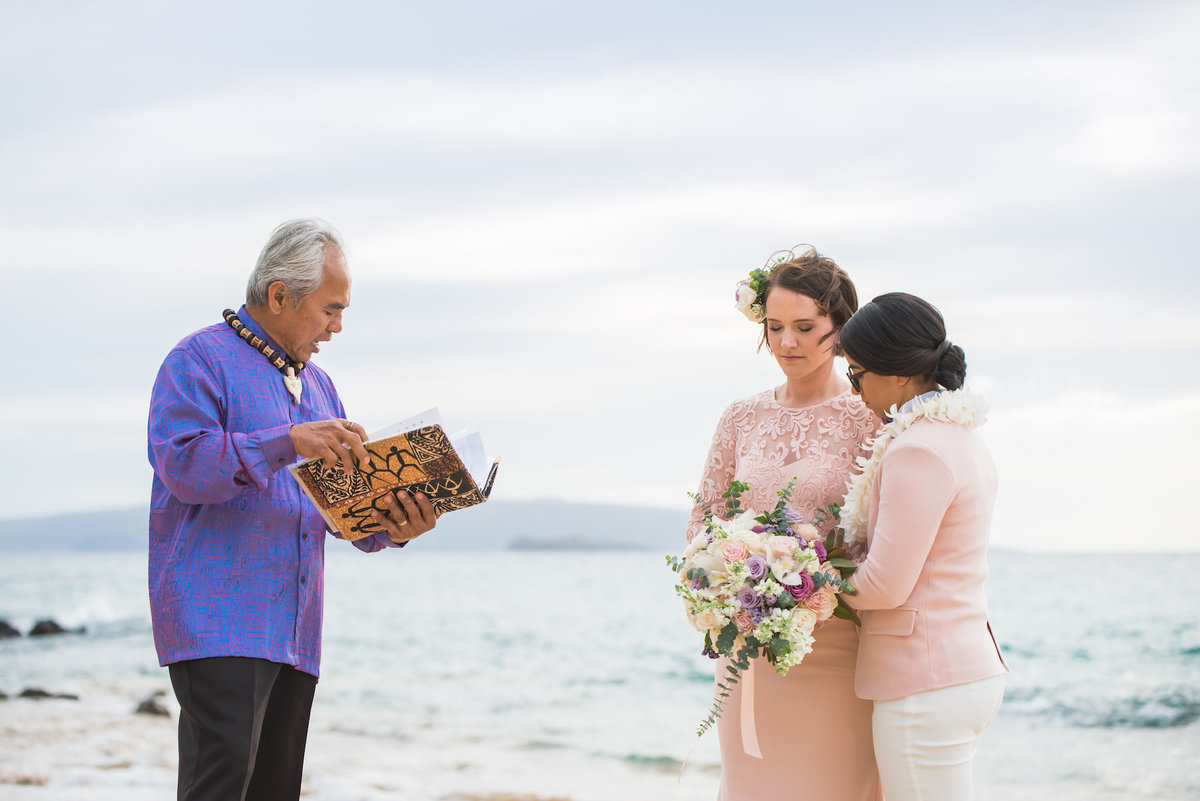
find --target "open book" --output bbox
[289,408,500,541]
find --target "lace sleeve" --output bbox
[685,403,740,542]
[842,401,881,562]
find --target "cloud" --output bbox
[944,293,1200,355]
[985,390,1197,552]
[0,1,1196,551]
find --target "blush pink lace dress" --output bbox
[686,389,882,801]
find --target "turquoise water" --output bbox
[1,548,1198,799]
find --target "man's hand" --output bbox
[371,491,437,544]
[289,419,371,476]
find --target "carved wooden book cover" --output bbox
[289,424,495,541]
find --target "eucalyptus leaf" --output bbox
[716,622,738,654]
[832,601,862,626]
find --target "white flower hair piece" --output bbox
[734,247,804,323]
[840,388,989,549]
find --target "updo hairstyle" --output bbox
[837,292,967,391]
[757,246,859,353]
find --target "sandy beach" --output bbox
[0,676,723,801]
[5,677,1199,801]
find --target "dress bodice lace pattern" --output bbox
[687,389,878,544]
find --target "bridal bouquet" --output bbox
[668,480,858,735]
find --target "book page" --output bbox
[448,429,489,487]
[368,408,444,440]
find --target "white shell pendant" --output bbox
[283,366,303,404]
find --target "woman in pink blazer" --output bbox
[836,292,1007,801]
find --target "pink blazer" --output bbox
[845,417,1008,701]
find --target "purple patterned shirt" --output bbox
[147,307,397,677]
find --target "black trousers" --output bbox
[169,657,318,801]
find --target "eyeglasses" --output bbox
[846,366,868,393]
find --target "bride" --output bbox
[686,247,882,800]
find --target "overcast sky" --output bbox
[2,1,1196,551]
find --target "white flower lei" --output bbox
[840,388,989,548]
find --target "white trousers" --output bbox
[871,675,1005,801]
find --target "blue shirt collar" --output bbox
[898,390,941,415]
[234,305,294,363]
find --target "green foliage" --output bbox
[771,477,797,521]
[769,635,791,658]
[687,490,716,534]
[722,481,750,516]
[735,638,759,672]
[832,599,861,625]
[715,622,738,654]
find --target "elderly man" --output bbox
[147,219,435,801]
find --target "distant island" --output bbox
[0,499,690,554]
[507,537,641,551]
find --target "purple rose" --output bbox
[745,554,768,581]
[737,586,760,608]
[751,524,770,534]
[786,571,815,602]
[812,541,827,562]
[782,508,804,526]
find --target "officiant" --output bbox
[146,218,436,801]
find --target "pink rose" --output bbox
[719,541,749,563]
[767,536,798,560]
[793,523,821,542]
[803,588,837,621]
[818,564,842,584]
[734,610,756,632]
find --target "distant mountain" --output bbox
[0,507,150,551]
[0,499,690,553]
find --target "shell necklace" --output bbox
[222,308,305,404]
[840,388,989,548]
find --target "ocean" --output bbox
[1,547,1197,800]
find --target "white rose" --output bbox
[727,528,767,555]
[725,509,761,534]
[791,607,818,634]
[692,608,720,632]
[689,550,725,578]
[734,284,765,323]
[734,282,758,317]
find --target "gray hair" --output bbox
[246,218,347,307]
